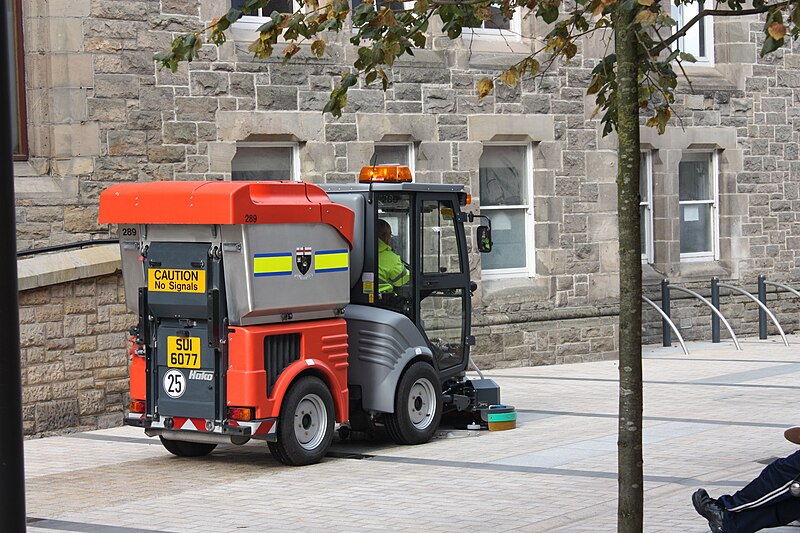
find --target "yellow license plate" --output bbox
[167,336,201,369]
[147,268,206,293]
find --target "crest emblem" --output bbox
[295,247,312,275]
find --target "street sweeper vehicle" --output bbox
[98,165,511,466]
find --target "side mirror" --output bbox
[477,225,492,253]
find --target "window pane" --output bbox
[352,0,405,13]
[419,289,465,370]
[467,6,510,29]
[233,0,293,16]
[421,200,461,275]
[480,208,526,270]
[265,0,294,14]
[640,205,647,253]
[479,145,527,207]
[680,204,712,254]
[376,194,413,317]
[639,155,649,201]
[231,146,294,181]
[485,7,511,29]
[679,153,713,201]
[372,144,409,166]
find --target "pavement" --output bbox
[22,336,800,532]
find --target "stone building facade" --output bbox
[11,0,800,434]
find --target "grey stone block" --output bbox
[95,75,139,99]
[325,124,357,142]
[424,88,456,114]
[191,71,229,96]
[256,86,298,110]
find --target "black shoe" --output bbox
[692,488,726,533]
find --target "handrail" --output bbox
[717,282,789,347]
[668,285,742,351]
[763,280,800,300]
[17,238,119,257]
[642,296,689,355]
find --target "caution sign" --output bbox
[148,268,206,293]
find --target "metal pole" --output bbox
[0,1,26,530]
[758,274,767,340]
[661,279,671,347]
[711,277,720,343]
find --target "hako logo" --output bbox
[188,370,214,381]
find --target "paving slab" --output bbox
[22,336,800,532]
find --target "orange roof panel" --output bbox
[99,181,354,246]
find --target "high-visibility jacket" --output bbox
[378,240,410,293]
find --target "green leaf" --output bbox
[760,35,783,56]
[678,52,697,63]
[341,72,359,89]
[365,70,378,86]
[664,49,679,63]
[540,4,559,23]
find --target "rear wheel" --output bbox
[159,436,217,457]
[385,361,442,445]
[269,375,335,466]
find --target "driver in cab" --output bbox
[377,219,410,294]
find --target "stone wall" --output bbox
[18,272,135,436]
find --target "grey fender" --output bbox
[344,304,433,414]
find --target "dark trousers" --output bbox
[718,449,800,532]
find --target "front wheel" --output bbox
[159,436,217,457]
[385,361,442,445]
[268,375,335,466]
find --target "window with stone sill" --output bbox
[671,1,714,66]
[369,142,415,177]
[231,142,300,181]
[8,0,27,159]
[231,0,303,31]
[462,7,522,41]
[640,151,654,264]
[679,151,719,262]
[478,143,535,279]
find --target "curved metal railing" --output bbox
[668,285,742,351]
[642,296,688,355]
[718,282,789,347]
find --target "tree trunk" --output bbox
[615,6,644,533]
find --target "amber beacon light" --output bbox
[359,165,413,183]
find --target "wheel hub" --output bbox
[408,378,436,430]
[294,393,328,450]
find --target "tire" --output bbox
[269,375,335,466]
[159,436,217,457]
[385,361,443,445]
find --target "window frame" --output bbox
[678,150,719,262]
[230,141,301,182]
[671,1,714,66]
[478,142,535,280]
[640,151,654,264]
[462,7,522,41]
[350,0,415,30]
[230,0,303,32]
[371,142,416,178]
[10,0,27,159]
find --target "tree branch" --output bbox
[650,1,790,55]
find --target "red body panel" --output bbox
[129,337,146,401]
[98,181,354,246]
[226,319,350,422]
